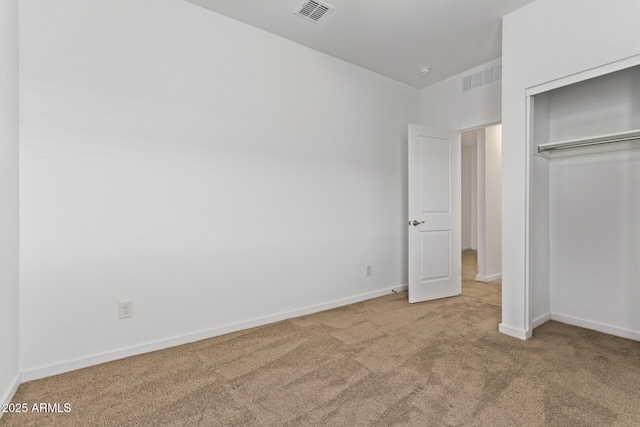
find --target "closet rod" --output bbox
[537,130,640,153]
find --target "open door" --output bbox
[408,124,461,303]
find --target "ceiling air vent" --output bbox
[294,0,334,23]
[462,61,502,95]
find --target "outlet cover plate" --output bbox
[119,300,133,319]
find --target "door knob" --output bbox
[412,220,425,226]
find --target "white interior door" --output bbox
[408,124,461,303]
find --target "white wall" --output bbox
[461,145,471,250]
[470,142,477,251]
[549,149,640,338]
[476,130,486,278]
[19,0,420,377]
[421,65,501,131]
[461,131,476,251]
[529,93,551,327]
[0,0,20,411]
[501,0,640,339]
[547,66,640,141]
[483,125,502,281]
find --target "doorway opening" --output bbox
[460,124,502,302]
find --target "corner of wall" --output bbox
[0,373,21,414]
[0,0,21,412]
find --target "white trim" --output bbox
[525,53,640,96]
[498,323,532,340]
[21,285,404,382]
[0,372,21,419]
[475,273,501,283]
[532,313,552,329]
[524,94,533,339]
[459,121,502,135]
[551,313,640,342]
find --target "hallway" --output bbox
[461,250,502,307]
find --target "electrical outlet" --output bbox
[119,300,133,319]
[366,265,372,276]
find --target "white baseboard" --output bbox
[475,273,502,283]
[21,285,405,382]
[461,246,473,251]
[0,372,21,420]
[551,313,640,341]
[498,323,532,340]
[532,313,552,329]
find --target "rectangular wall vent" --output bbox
[462,61,502,95]
[294,0,334,23]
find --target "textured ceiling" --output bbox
[184,0,535,88]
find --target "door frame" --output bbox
[407,121,502,302]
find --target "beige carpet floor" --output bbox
[3,251,640,426]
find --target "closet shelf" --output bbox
[536,129,640,158]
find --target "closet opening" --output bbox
[527,60,640,340]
